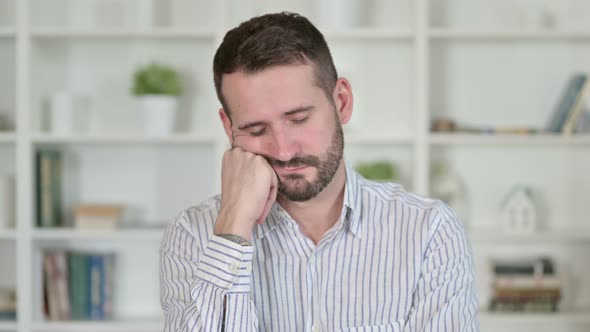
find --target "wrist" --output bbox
[215,208,253,241]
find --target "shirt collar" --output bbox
[254,160,364,240]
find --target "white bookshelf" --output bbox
[430,133,590,145]
[478,311,590,325]
[0,230,16,241]
[468,229,590,243]
[0,0,589,331]
[30,228,164,241]
[31,133,217,145]
[30,319,163,332]
[429,29,590,40]
[0,133,16,143]
[0,28,14,37]
[30,28,216,40]
[0,322,17,332]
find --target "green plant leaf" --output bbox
[132,62,183,96]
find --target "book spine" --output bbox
[88,255,104,320]
[103,254,115,319]
[54,251,71,320]
[51,151,63,227]
[68,253,89,320]
[37,151,55,227]
[562,74,590,134]
[492,276,561,289]
[43,252,59,320]
[547,74,586,133]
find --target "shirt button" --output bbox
[312,323,320,332]
[228,263,239,274]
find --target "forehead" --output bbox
[221,64,322,120]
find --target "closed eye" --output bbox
[250,128,267,137]
[292,117,308,125]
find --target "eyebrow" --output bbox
[236,105,315,130]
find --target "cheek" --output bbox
[233,136,265,154]
[300,123,332,151]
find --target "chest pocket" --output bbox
[338,319,405,332]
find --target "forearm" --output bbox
[161,233,258,331]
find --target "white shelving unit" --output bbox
[29,319,163,332]
[0,0,588,331]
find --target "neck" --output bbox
[277,161,347,245]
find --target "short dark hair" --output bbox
[213,12,338,117]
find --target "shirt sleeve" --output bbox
[404,203,480,331]
[160,210,259,332]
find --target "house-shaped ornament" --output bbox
[500,185,537,235]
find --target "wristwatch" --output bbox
[216,233,251,246]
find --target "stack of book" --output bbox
[43,250,115,321]
[490,257,561,312]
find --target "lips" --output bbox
[277,165,308,173]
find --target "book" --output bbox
[546,73,587,133]
[562,75,590,134]
[45,251,115,321]
[67,252,89,320]
[74,204,123,230]
[43,251,70,320]
[36,150,63,227]
[492,275,561,289]
[491,257,554,276]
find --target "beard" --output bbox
[263,120,344,202]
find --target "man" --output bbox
[160,12,479,332]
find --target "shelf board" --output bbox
[0,132,16,143]
[429,133,590,146]
[469,229,590,243]
[32,133,218,145]
[31,319,163,332]
[479,311,590,324]
[31,28,215,40]
[32,228,164,241]
[0,321,17,331]
[430,29,590,40]
[345,132,413,145]
[323,28,413,41]
[0,230,16,240]
[0,27,15,37]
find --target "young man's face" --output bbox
[219,63,353,201]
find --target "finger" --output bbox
[256,170,279,224]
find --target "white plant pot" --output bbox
[137,95,178,136]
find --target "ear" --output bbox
[218,108,233,144]
[332,78,353,125]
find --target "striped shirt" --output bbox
[160,163,479,331]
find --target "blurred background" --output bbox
[0,0,589,331]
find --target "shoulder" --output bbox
[359,179,465,240]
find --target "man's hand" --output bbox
[214,147,278,242]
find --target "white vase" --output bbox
[48,92,91,134]
[137,95,178,136]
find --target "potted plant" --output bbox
[355,161,397,182]
[132,62,183,136]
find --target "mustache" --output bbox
[262,154,320,168]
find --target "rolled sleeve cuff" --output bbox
[195,235,253,293]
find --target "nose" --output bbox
[266,128,299,162]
